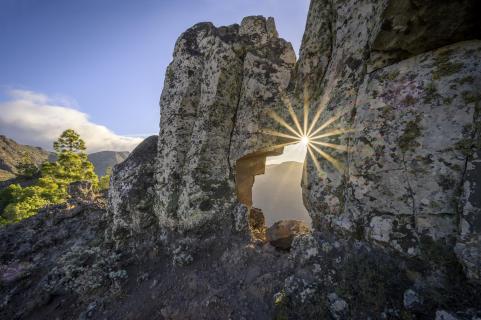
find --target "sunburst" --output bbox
[262,92,352,176]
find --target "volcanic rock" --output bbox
[298,0,481,283]
[266,220,310,250]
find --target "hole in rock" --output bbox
[235,142,311,229]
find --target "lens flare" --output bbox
[263,93,351,173]
[301,136,309,146]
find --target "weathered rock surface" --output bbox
[267,220,310,250]
[455,147,481,282]
[67,180,96,205]
[298,0,481,283]
[0,187,111,319]
[153,16,296,236]
[350,41,481,256]
[107,135,158,250]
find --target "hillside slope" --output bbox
[252,161,310,226]
[88,151,130,176]
[0,135,52,181]
[0,135,129,180]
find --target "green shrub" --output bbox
[99,167,112,191]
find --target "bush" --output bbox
[99,167,112,191]
[16,153,40,178]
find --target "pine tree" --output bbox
[1,130,99,225]
[53,129,86,153]
[16,152,39,178]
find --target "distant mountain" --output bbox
[0,135,53,181]
[252,161,311,227]
[0,135,129,181]
[88,151,130,176]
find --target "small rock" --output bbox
[150,279,158,289]
[249,207,267,241]
[435,310,459,320]
[86,301,97,317]
[249,207,265,230]
[403,289,423,309]
[327,292,349,319]
[266,220,310,250]
[172,249,194,267]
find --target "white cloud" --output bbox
[0,89,145,152]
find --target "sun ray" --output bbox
[247,142,298,156]
[267,110,302,138]
[309,114,342,137]
[261,83,352,177]
[306,78,341,136]
[310,128,354,140]
[307,102,326,137]
[303,86,310,136]
[307,145,324,176]
[260,129,300,140]
[310,144,345,172]
[260,129,299,141]
[310,140,349,152]
[280,95,303,136]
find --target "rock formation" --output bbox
[297,0,481,284]
[1,1,481,319]
[154,16,296,235]
[107,135,158,251]
[266,220,310,250]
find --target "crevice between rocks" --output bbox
[455,100,481,235]
[401,153,418,233]
[226,54,247,182]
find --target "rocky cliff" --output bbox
[297,0,481,284]
[1,1,481,319]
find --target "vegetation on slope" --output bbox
[0,129,111,225]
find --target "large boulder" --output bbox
[297,0,481,282]
[267,220,310,250]
[154,16,296,234]
[248,207,267,241]
[107,135,158,250]
[350,41,481,256]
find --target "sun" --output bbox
[301,136,309,146]
[260,91,353,175]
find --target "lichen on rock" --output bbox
[296,0,481,284]
[153,17,296,238]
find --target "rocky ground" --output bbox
[1,194,480,319]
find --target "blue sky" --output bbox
[0,0,309,150]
